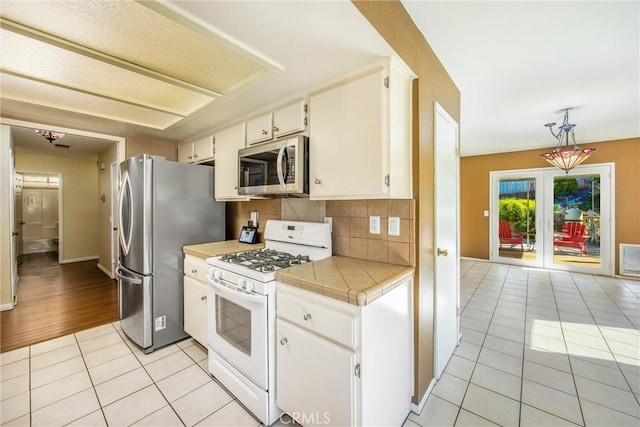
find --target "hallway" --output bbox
[1,259,118,353]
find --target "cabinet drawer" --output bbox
[184,255,208,282]
[277,292,355,349]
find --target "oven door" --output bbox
[207,272,268,389]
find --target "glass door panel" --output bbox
[544,165,612,275]
[492,171,543,267]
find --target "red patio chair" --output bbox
[499,220,524,251]
[554,222,589,254]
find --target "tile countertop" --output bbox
[183,240,265,259]
[276,256,414,306]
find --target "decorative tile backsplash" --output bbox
[226,198,415,267]
[326,200,416,267]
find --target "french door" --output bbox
[491,164,613,276]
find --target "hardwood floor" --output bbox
[0,255,118,353]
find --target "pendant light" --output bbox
[540,109,595,174]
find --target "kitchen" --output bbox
[2,1,639,427]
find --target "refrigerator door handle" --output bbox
[118,171,133,256]
[116,266,142,285]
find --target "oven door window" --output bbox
[216,295,252,356]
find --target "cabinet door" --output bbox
[273,99,306,138]
[277,319,356,426]
[309,68,388,199]
[193,135,214,163]
[214,123,249,201]
[178,142,195,163]
[246,112,273,145]
[184,276,208,346]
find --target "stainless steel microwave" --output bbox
[237,135,309,197]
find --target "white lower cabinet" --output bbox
[183,255,208,346]
[277,319,356,426]
[276,277,414,426]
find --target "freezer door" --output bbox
[119,155,152,274]
[118,264,152,350]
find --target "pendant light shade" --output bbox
[540,109,595,174]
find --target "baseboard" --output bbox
[60,255,99,264]
[97,263,114,279]
[411,378,436,415]
[0,302,15,311]
[461,256,490,262]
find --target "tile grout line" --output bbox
[585,275,640,408]
[517,266,531,427]
[75,324,110,426]
[451,262,511,426]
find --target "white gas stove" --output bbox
[205,220,331,425]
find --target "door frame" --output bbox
[0,117,126,309]
[490,163,615,276]
[110,161,120,278]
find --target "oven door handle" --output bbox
[207,275,266,304]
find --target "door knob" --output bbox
[437,248,448,257]
[280,338,288,346]
[314,178,321,185]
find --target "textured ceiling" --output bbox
[0,0,276,130]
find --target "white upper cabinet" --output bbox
[178,134,214,164]
[214,122,249,201]
[309,59,415,200]
[178,141,195,163]
[273,99,307,139]
[193,134,214,163]
[246,112,273,145]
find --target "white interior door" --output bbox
[434,103,460,379]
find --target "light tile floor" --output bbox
[0,321,296,427]
[2,259,639,426]
[407,259,640,427]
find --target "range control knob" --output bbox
[238,278,246,289]
[245,281,254,292]
[213,270,222,280]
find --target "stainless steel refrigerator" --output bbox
[117,154,225,353]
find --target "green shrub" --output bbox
[499,198,535,232]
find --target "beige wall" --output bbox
[97,144,118,275]
[15,153,99,262]
[354,1,461,404]
[460,138,640,274]
[1,125,14,306]
[126,136,177,160]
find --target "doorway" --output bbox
[491,164,614,275]
[19,172,62,266]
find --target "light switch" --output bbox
[388,217,400,236]
[483,210,489,217]
[369,216,380,234]
[250,211,259,227]
[324,216,333,232]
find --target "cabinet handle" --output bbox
[280,338,288,346]
[303,313,312,321]
[273,126,279,132]
[314,178,321,185]
[191,268,198,274]
[262,129,268,135]
[234,186,238,190]
[201,296,207,301]
[194,154,198,158]
[187,155,193,160]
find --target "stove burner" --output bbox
[221,249,311,272]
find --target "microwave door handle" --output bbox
[276,141,286,188]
